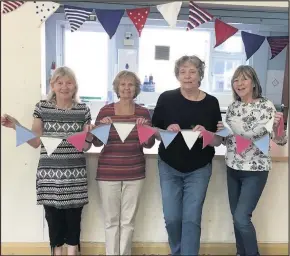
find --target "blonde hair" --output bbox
[113,70,141,99]
[47,66,80,103]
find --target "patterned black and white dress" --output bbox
[33,100,91,209]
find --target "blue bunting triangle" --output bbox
[253,134,270,156]
[95,9,124,39]
[90,124,111,144]
[159,130,178,149]
[16,124,37,147]
[241,31,265,60]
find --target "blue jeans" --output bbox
[158,158,212,255]
[227,167,268,256]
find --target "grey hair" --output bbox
[174,55,205,82]
[47,66,80,103]
[231,65,262,101]
[113,70,141,99]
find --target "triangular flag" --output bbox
[277,116,284,137]
[241,31,265,60]
[64,5,93,32]
[2,1,24,14]
[159,130,178,149]
[137,125,156,144]
[156,2,182,27]
[126,7,150,36]
[267,36,289,59]
[67,131,87,152]
[34,1,60,26]
[95,9,124,39]
[214,19,238,48]
[113,122,135,142]
[254,134,270,155]
[181,130,200,149]
[40,137,63,156]
[90,124,111,144]
[216,127,231,137]
[187,1,213,30]
[201,130,215,149]
[264,118,275,133]
[235,134,252,154]
[16,124,37,147]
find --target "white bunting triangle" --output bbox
[264,117,275,133]
[113,122,135,142]
[156,1,182,27]
[181,130,200,149]
[41,137,63,156]
[34,1,60,27]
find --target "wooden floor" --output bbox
[1,242,288,255]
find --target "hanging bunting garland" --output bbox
[214,19,238,48]
[126,7,150,37]
[241,31,266,60]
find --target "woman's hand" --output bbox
[192,125,205,137]
[1,114,19,130]
[83,124,96,133]
[167,124,181,132]
[273,112,283,128]
[216,121,225,132]
[136,117,148,125]
[100,117,113,124]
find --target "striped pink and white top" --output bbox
[93,103,155,181]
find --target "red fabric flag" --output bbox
[126,7,150,36]
[214,19,238,48]
[201,130,215,149]
[187,1,213,30]
[235,135,252,154]
[2,1,24,14]
[277,116,284,137]
[67,132,87,152]
[267,36,289,59]
[137,125,155,144]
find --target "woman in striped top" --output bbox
[86,71,155,255]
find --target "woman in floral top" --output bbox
[217,65,287,256]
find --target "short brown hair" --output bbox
[113,71,141,99]
[231,65,262,101]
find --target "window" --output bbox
[58,22,110,101]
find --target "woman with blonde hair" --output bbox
[217,65,287,256]
[1,66,94,256]
[86,70,155,255]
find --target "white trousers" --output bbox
[98,179,144,255]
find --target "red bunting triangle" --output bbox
[214,19,238,48]
[235,134,252,154]
[137,125,155,144]
[126,7,150,37]
[201,130,215,149]
[67,131,87,152]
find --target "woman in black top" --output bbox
[152,55,222,256]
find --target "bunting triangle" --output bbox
[201,130,215,149]
[235,134,252,154]
[64,5,93,32]
[216,127,231,137]
[126,7,150,36]
[187,1,213,30]
[156,2,182,27]
[267,36,289,59]
[95,9,124,39]
[113,122,135,142]
[2,1,24,14]
[34,1,60,26]
[214,19,238,48]
[137,125,155,144]
[15,124,37,147]
[159,130,178,149]
[277,116,284,137]
[181,130,200,149]
[67,131,87,152]
[254,134,270,155]
[241,31,266,60]
[40,137,63,156]
[90,124,111,144]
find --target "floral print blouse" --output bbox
[224,98,287,171]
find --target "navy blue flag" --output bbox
[64,5,93,32]
[267,36,289,59]
[241,31,266,60]
[95,9,124,39]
